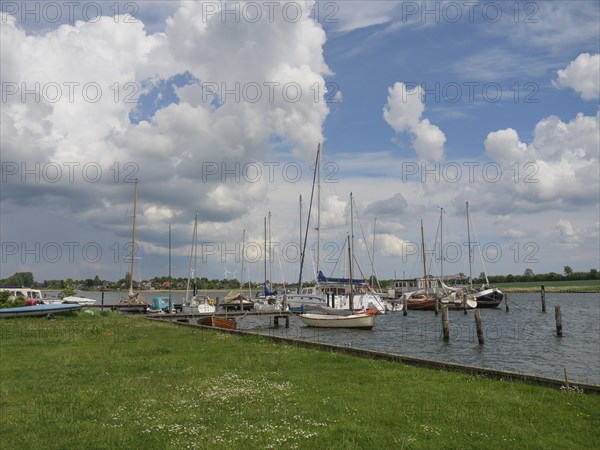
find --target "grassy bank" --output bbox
[496,279,600,293]
[1,313,598,449]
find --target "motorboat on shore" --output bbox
[62,296,97,306]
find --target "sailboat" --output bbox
[277,145,329,313]
[465,202,504,308]
[181,214,216,314]
[404,219,438,310]
[299,233,375,330]
[437,207,477,310]
[254,213,287,312]
[120,179,149,313]
[220,229,254,311]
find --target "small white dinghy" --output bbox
[61,296,97,306]
[299,313,375,330]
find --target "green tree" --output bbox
[563,266,573,276]
[524,268,534,278]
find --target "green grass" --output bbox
[1,312,598,449]
[496,279,600,293]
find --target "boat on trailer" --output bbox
[0,303,82,318]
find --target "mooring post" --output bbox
[442,306,450,342]
[434,297,439,315]
[462,293,467,315]
[285,315,289,328]
[564,367,570,390]
[555,305,563,337]
[475,309,484,345]
[274,316,279,328]
[541,285,546,312]
[101,289,104,307]
[505,295,509,312]
[403,298,407,316]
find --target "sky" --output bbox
[1,1,599,285]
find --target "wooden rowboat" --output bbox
[197,316,237,330]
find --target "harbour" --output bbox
[49,289,600,386]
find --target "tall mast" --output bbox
[168,222,172,310]
[316,143,321,277]
[129,179,138,296]
[350,192,354,267]
[193,214,198,297]
[241,229,246,289]
[421,219,428,296]
[185,214,198,303]
[299,194,303,262]
[264,216,267,291]
[347,233,354,311]
[297,145,319,293]
[466,201,473,289]
[268,211,272,286]
[440,207,444,282]
[371,217,377,284]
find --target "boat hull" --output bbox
[299,313,374,330]
[197,316,237,330]
[474,288,504,308]
[0,303,82,318]
[62,296,97,305]
[406,296,437,310]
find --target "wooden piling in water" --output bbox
[564,367,570,389]
[434,297,439,315]
[505,295,509,312]
[541,285,546,312]
[442,306,449,342]
[475,309,484,345]
[462,293,467,314]
[403,298,407,316]
[555,305,563,337]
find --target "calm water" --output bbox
[58,291,600,384]
[240,293,600,385]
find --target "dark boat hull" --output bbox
[406,296,437,311]
[474,288,503,308]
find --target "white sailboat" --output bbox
[181,214,216,315]
[437,207,477,310]
[299,222,376,330]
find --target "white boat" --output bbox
[440,291,477,310]
[182,214,216,315]
[299,312,374,330]
[62,296,97,306]
[0,303,82,318]
[0,287,45,304]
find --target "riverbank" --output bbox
[497,280,600,293]
[1,313,598,449]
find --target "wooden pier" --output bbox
[149,310,293,327]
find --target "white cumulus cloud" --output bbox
[555,53,600,100]
[383,82,445,161]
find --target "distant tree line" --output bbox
[486,267,599,284]
[1,267,598,291]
